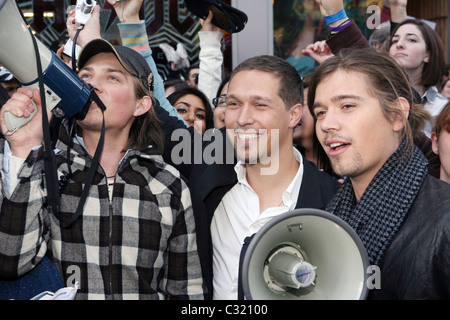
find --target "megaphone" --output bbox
[241,208,369,300]
[0,0,92,132]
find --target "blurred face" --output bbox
[432,129,450,183]
[225,70,300,165]
[389,23,429,72]
[312,70,403,190]
[442,80,450,99]
[187,68,199,87]
[213,82,228,129]
[77,52,142,132]
[293,87,314,149]
[1,79,21,97]
[174,93,206,133]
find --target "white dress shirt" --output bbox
[211,147,304,300]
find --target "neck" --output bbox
[81,129,129,177]
[407,67,426,96]
[245,145,299,212]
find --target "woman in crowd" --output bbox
[167,86,214,134]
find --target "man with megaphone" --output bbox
[0,1,206,299]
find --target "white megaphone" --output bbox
[0,0,92,132]
[241,208,369,300]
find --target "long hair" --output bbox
[308,48,426,156]
[125,76,164,153]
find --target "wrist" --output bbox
[324,8,347,25]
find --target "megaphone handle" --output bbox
[4,105,37,133]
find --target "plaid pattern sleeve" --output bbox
[158,164,206,299]
[0,142,50,278]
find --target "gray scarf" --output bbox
[326,140,428,266]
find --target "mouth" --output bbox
[235,129,264,145]
[89,101,98,109]
[326,141,350,156]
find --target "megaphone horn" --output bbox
[0,0,92,132]
[241,208,370,300]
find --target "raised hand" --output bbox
[107,0,143,23]
[302,40,334,64]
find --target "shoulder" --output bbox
[411,175,450,223]
[133,151,190,196]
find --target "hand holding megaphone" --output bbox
[1,88,51,156]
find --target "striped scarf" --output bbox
[326,140,428,266]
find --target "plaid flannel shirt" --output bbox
[0,124,206,299]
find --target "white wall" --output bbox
[231,0,273,69]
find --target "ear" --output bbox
[431,131,439,155]
[288,103,303,129]
[391,97,410,132]
[423,51,430,63]
[133,96,152,117]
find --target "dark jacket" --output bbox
[369,175,450,300]
[157,103,340,299]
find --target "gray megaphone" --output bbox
[0,0,92,132]
[241,208,369,300]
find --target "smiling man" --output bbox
[308,48,450,300]
[156,55,340,299]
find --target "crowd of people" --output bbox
[0,0,448,300]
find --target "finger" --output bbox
[206,10,214,22]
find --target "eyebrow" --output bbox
[80,66,127,76]
[312,94,363,109]
[175,101,206,112]
[392,33,419,39]
[226,93,274,103]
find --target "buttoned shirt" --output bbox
[211,147,304,300]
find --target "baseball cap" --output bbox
[77,38,154,94]
[184,0,248,34]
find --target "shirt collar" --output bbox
[234,147,304,209]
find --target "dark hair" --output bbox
[433,102,450,138]
[230,55,303,109]
[215,75,231,98]
[390,19,445,88]
[167,86,214,130]
[308,48,427,156]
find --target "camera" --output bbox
[75,0,97,25]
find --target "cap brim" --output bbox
[77,38,136,77]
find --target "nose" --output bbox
[395,38,405,49]
[317,108,340,133]
[185,109,196,126]
[236,104,255,127]
[84,76,102,93]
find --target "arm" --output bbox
[0,89,49,278]
[314,0,370,54]
[110,0,188,125]
[163,179,206,299]
[197,10,223,105]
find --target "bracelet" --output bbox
[330,19,351,33]
[324,8,347,25]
